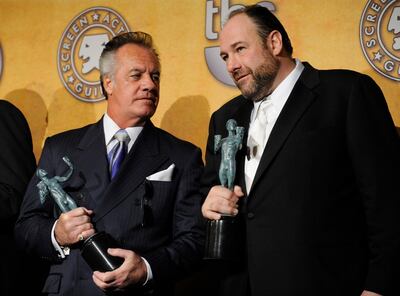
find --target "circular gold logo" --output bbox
[57,7,131,102]
[360,0,400,81]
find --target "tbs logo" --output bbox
[205,0,276,86]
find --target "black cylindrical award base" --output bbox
[81,231,123,272]
[204,215,244,261]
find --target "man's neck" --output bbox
[271,57,296,93]
[106,111,146,128]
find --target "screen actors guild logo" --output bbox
[360,0,400,82]
[57,7,131,102]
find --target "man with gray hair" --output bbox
[16,31,204,296]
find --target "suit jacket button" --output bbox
[247,212,255,219]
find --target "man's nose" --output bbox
[141,74,157,91]
[226,56,240,74]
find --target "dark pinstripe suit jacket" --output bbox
[15,119,204,296]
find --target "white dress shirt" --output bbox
[103,113,143,154]
[52,114,152,283]
[245,59,305,193]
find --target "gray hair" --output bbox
[99,31,159,99]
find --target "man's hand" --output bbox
[92,248,147,291]
[54,207,94,245]
[202,185,244,220]
[361,290,382,296]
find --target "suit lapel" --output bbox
[93,121,169,222]
[250,63,320,194]
[232,98,253,196]
[73,119,110,208]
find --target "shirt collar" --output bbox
[103,113,144,151]
[269,58,304,111]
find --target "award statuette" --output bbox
[36,156,123,272]
[204,119,245,260]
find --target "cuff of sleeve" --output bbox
[141,257,153,286]
[364,265,385,295]
[51,220,69,258]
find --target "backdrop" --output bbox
[0,0,399,160]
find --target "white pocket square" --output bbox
[146,164,175,182]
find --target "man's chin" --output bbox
[238,85,254,100]
[239,89,265,102]
[236,83,250,97]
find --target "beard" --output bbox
[234,51,280,102]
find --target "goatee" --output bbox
[238,55,280,102]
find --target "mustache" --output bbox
[140,91,158,102]
[232,69,251,82]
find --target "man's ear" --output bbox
[103,76,113,97]
[266,30,283,56]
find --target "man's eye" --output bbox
[237,47,245,53]
[221,55,228,61]
[131,74,140,79]
[152,74,160,82]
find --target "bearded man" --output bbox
[201,5,400,296]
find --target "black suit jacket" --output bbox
[201,63,400,296]
[15,119,204,296]
[0,100,47,295]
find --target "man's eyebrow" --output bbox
[230,41,244,48]
[220,41,245,56]
[127,67,145,74]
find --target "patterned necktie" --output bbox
[247,99,274,158]
[108,129,130,179]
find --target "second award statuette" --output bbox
[204,119,245,260]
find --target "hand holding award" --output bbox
[36,156,123,272]
[204,119,245,260]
